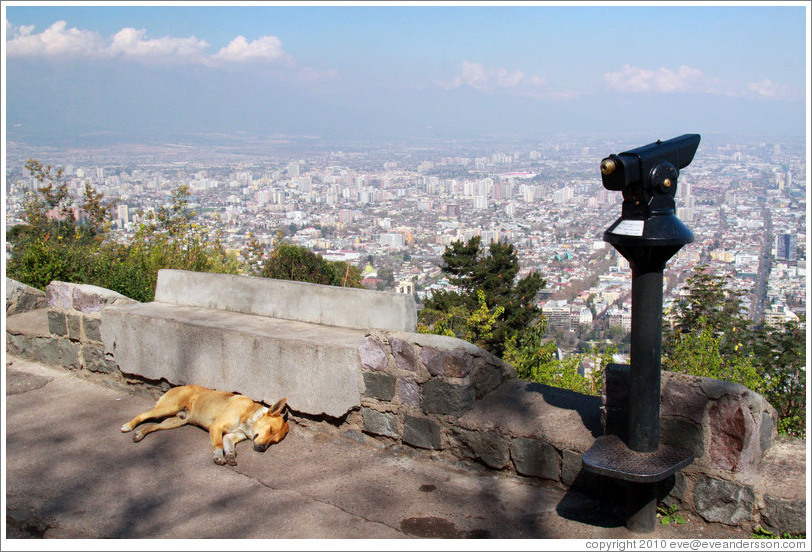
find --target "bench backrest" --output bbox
[154,269,417,332]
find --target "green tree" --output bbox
[752,319,806,437]
[503,317,613,396]
[663,320,763,394]
[664,266,806,438]
[242,232,266,276]
[22,159,75,240]
[419,290,504,350]
[262,237,362,288]
[422,236,545,356]
[377,267,395,289]
[79,182,114,241]
[664,266,752,358]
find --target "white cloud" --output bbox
[603,64,705,94]
[5,20,288,67]
[210,35,288,64]
[603,63,798,101]
[446,60,577,101]
[108,27,209,61]
[451,61,525,91]
[747,78,790,99]
[6,20,105,57]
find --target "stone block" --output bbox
[458,379,602,454]
[6,278,47,315]
[84,316,103,342]
[46,282,72,311]
[510,437,560,481]
[397,377,420,408]
[48,311,67,337]
[661,373,709,425]
[60,339,81,370]
[83,343,115,374]
[660,416,705,459]
[67,314,82,341]
[362,408,399,439]
[561,449,583,487]
[422,379,475,417]
[363,372,396,401]
[391,338,419,372]
[419,347,472,378]
[72,285,125,313]
[6,333,28,358]
[760,495,806,536]
[693,476,754,526]
[443,350,472,378]
[759,411,776,455]
[420,347,446,376]
[402,416,442,450]
[452,428,510,469]
[470,358,501,398]
[359,336,388,371]
[709,398,757,472]
[32,336,61,366]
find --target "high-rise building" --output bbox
[117,204,129,224]
[775,233,797,261]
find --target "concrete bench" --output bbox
[101,270,417,418]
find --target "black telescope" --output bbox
[600,133,700,197]
[582,134,699,533]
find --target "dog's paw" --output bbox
[120,424,132,433]
[226,453,237,466]
[213,456,228,466]
[132,430,145,443]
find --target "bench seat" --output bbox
[102,301,367,418]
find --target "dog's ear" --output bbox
[269,398,287,416]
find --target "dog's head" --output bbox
[252,398,289,452]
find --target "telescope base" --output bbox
[582,434,693,483]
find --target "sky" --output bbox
[3,2,809,148]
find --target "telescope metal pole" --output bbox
[626,260,665,533]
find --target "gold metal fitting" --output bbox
[600,158,616,175]
[663,178,672,188]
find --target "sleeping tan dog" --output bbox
[121,385,289,466]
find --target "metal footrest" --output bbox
[582,435,693,483]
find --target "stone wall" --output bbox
[6,281,136,376]
[357,329,516,452]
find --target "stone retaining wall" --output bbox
[45,281,136,375]
[357,329,516,452]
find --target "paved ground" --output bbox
[4,355,753,542]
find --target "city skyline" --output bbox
[3,2,809,148]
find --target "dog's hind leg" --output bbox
[131,416,188,442]
[121,387,193,433]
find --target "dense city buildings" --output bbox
[4,134,807,354]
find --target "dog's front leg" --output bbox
[223,433,247,466]
[209,423,229,465]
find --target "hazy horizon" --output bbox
[3,3,809,150]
